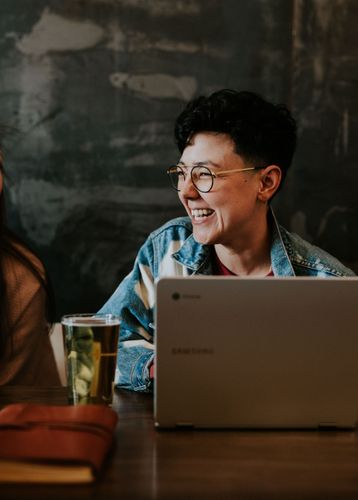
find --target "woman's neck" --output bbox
[214,218,272,277]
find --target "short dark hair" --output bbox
[174,89,297,186]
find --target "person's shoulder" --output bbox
[149,216,193,240]
[16,241,45,274]
[133,216,193,265]
[3,241,46,294]
[279,225,356,276]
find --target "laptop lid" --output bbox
[154,276,358,429]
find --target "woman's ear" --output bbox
[257,165,282,203]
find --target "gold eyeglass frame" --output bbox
[167,164,265,193]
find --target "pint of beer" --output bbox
[61,314,120,404]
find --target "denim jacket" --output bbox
[99,210,355,392]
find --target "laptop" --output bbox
[154,276,358,429]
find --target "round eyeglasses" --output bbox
[167,165,265,193]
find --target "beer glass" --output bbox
[61,313,120,405]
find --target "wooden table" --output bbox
[1,386,358,499]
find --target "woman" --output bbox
[0,149,60,385]
[99,89,355,392]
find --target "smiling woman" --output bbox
[98,89,356,393]
[0,142,60,386]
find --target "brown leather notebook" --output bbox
[0,403,118,483]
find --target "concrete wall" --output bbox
[0,0,357,317]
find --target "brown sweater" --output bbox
[0,246,60,386]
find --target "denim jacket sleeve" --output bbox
[98,237,156,392]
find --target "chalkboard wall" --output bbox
[0,0,357,318]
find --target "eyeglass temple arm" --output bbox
[167,165,266,176]
[214,167,263,177]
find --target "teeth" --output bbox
[191,208,214,218]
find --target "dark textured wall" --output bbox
[0,0,357,318]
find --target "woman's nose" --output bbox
[180,173,199,198]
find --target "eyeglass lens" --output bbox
[168,166,214,193]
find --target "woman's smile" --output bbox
[190,208,215,222]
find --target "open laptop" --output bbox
[154,276,358,429]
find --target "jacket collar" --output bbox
[269,210,296,276]
[172,233,213,274]
[172,208,295,276]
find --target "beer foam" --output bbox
[61,315,120,327]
